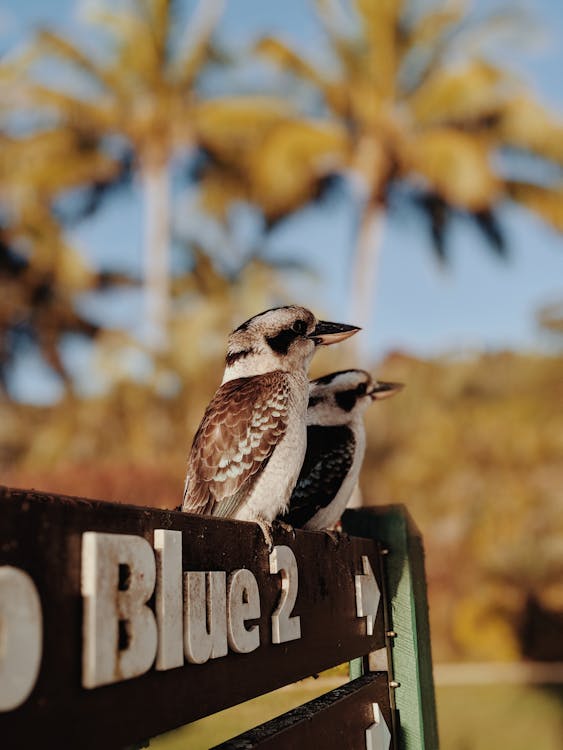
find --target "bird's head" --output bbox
[222,306,360,382]
[307,369,404,425]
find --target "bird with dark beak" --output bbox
[182,306,360,543]
[281,369,404,531]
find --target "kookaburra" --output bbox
[281,369,403,531]
[182,307,360,529]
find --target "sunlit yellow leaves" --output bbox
[199,167,247,221]
[497,96,563,165]
[197,109,347,222]
[194,99,348,221]
[249,119,348,220]
[507,182,563,231]
[20,85,117,131]
[403,129,499,209]
[408,61,508,127]
[159,0,224,90]
[35,29,124,98]
[255,37,329,91]
[193,97,291,166]
[406,4,466,49]
[53,245,94,291]
[0,130,120,204]
[355,0,399,98]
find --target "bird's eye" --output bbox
[292,320,307,335]
[356,383,367,396]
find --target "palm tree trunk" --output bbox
[140,161,171,351]
[346,197,385,509]
[348,196,385,364]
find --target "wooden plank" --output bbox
[342,506,440,750]
[0,487,385,750]
[214,673,392,750]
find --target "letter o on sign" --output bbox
[0,566,43,711]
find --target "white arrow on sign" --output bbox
[355,555,380,636]
[365,702,391,750]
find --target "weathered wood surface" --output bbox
[0,486,385,750]
[343,506,439,750]
[214,673,393,750]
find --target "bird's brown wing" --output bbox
[182,371,290,516]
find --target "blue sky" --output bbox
[2,0,563,401]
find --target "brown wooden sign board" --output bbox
[0,487,385,750]
[214,673,393,750]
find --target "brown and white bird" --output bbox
[281,369,403,531]
[182,307,359,528]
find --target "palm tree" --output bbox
[16,0,227,350]
[0,126,135,393]
[252,0,563,349]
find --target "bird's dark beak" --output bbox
[308,321,361,346]
[368,381,404,400]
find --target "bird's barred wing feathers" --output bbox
[284,425,355,527]
[183,372,290,516]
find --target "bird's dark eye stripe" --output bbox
[292,319,307,335]
[356,383,367,395]
[335,390,357,412]
[308,395,322,408]
[267,329,297,355]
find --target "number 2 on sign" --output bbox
[269,546,301,644]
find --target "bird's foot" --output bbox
[256,519,274,551]
[274,519,296,538]
[324,529,342,546]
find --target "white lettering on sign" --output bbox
[365,703,391,750]
[154,529,183,670]
[227,569,261,653]
[0,567,43,712]
[269,545,301,644]
[0,528,385,708]
[81,532,158,688]
[183,571,228,664]
[355,555,380,636]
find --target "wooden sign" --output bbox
[0,486,387,750]
[215,673,393,750]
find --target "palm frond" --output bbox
[507,181,563,231]
[255,36,330,91]
[174,0,225,89]
[248,119,348,221]
[497,97,563,166]
[471,209,507,258]
[35,29,123,97]
[403,129,499,210]
[408,60,510,128]
[414,192,450,264]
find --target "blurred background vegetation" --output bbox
[1,0,562,745]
